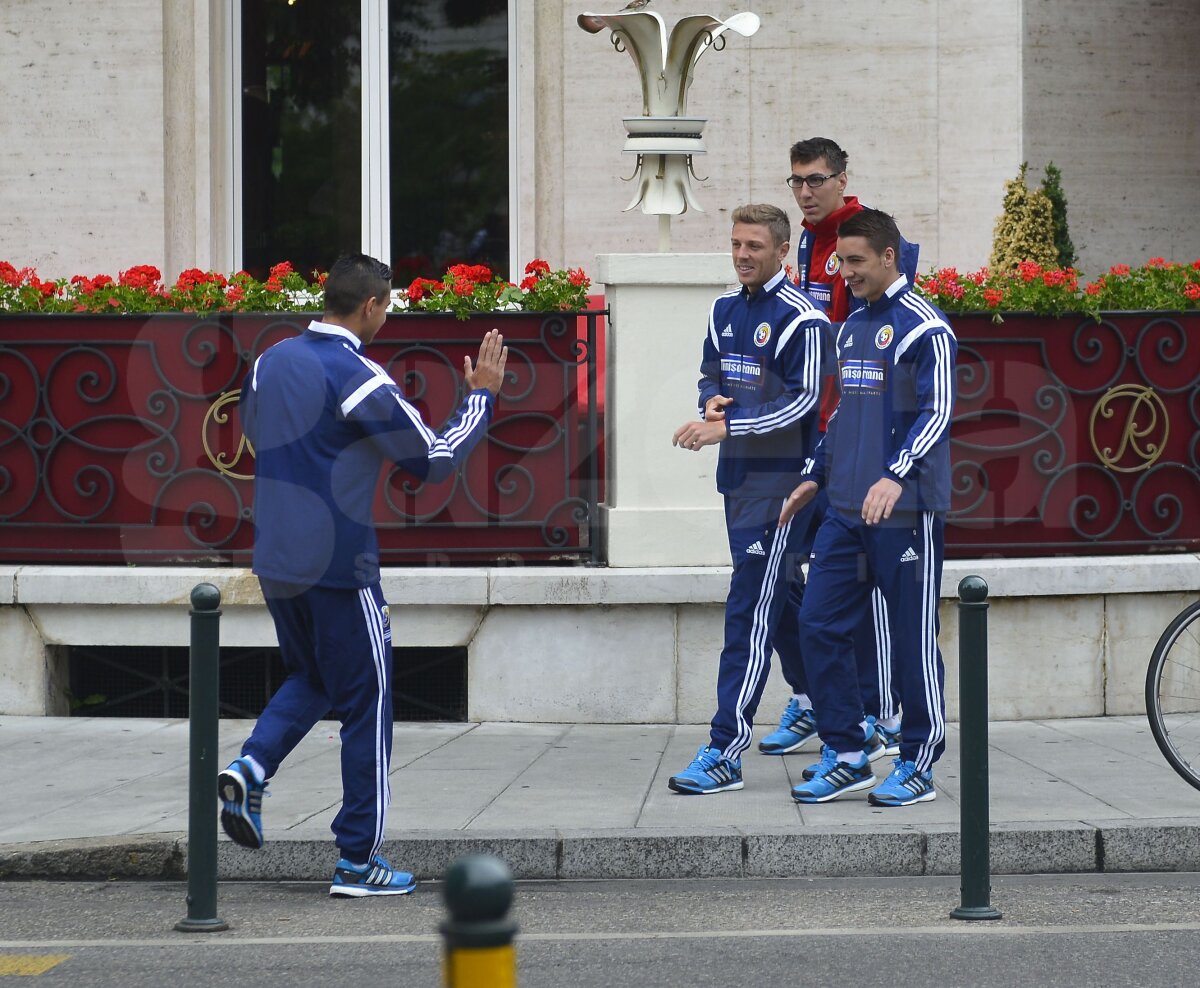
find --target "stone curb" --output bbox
[4,822,1200,881]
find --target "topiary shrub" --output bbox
[990,163,1058,272]
[1040,161,1076,270]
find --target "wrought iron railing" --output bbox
[0,310,605,565]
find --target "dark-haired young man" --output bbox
[782,208,956,806]
[667,204,828,794]
[759,138,916,761]
[218,253,507,894]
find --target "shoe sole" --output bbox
[329,882,416,898]
[217,769,264,850]
[667,777,745,795]
[758,734,817,755]
[791,775,875,803]
[868,788,936,807]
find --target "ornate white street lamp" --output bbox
[578,9,760,249]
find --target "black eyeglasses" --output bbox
[785,171,842,189]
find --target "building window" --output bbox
[239,0,508,282]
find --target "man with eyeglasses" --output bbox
[757,139,918,766]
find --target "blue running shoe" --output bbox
[876,721,902,757]
[667,744,743,794]
[868,758,936,806]
[758,699,818,754]
[803,719,886,780]
[329,854,417,897]
[218,757,266,849]
[791,750,874,803]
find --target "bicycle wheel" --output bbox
[1146,599,1200,791]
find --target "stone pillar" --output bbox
[0,606,67,716]
[596,253,734,567]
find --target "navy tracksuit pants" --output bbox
[243,578,394,863]
[771,489,898,721]
[711,494,817,760]
[799,510,946,773]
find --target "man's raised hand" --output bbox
[464,328,508,397]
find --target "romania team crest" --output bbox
[381,605,391,630]
[875,325,894,349]
[754,322,772,347]
[824,253,842,276]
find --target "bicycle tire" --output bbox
[1146,599,1200,791]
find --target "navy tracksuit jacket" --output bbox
[698,268,829,759]
[238,320,493,861]
[799,276,956,772]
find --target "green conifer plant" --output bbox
[1040,161,1076,269]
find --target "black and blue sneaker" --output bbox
[868,758,936,807]
[667,744,744,794]
[218,757,266,849]
[791,747,874,803]
[758,699,819,754]
[803,718,888,780]
[329,855,417,897]
[875,720,902,757]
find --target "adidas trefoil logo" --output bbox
[900,546,919,563]
[746,540,766,556]
[721,324,734,337]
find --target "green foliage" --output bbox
[989,163,1058,272]
[1040,162,1076,269]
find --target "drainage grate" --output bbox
[66,645,467,722]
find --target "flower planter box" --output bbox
[946,311,1200,557]
[0,311,603,565]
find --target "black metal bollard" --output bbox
[174,583,228,933]
[950,575,1002,921]
[441,854,518,987]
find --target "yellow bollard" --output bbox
[440,854,518,987]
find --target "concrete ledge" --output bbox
[4,558,1197,718]
[8,820,1200,880]
[9,557,1199,608]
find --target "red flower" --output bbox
[1016,260,1042,283]
[1184,283,1200,301]
[1085,282,1103,296]
[519,275,538,292]
[983,288,1004,308]
[0,261,18,286]
[448,263,492,286]
[1108,264,1131,277]
[316,272,328,286]
[568,267,589,287]
[265,277,283,293]
[1147,256,1167,268]
[107,297,121,307]
[269,261,294,279]
[406,277,442,303]
[524,258,551,277]
[451,279,475,298]
[1192,260,1200,271]
[118,264,162,290]
[225,286,245,305]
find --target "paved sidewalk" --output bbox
[3,715,1199,881]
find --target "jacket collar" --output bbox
[306,319,362,350]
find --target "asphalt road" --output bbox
[3,873,1200,986]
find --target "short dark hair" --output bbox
[731,203,790,249]
[789,137,848,175]
[837,207,901,258]
[323,253,392,316]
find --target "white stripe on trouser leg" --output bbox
[915,513,945,773]
[872,588,893,720]
[358,588,390,858]
[727,519,791,761]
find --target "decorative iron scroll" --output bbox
[0,311,604,565]
[947,312,1200,558]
